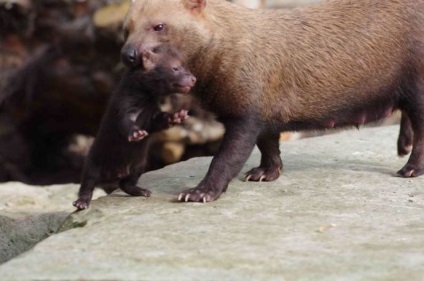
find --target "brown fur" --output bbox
[122,0,424,202]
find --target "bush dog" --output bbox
[121,0,424,202]
[73,44,196,209]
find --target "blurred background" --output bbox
[0,0,398,185]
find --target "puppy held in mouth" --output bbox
[73,44,196,210]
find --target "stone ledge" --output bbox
[0,183,105,264]
[0,125,423,280]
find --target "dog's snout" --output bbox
[121,47,138,68]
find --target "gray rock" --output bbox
[0,182,105,213]
[0,212,69,264]
[0,125,423,280]
[0,183,105,264]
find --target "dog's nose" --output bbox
[121,47,138,68]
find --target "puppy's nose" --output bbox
[121,47,138,68]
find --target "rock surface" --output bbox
[0,182,105,264]
[0,211,68,264]
[0,125,423,280]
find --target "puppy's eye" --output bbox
[172,66,179,72]
[153,24,164,31]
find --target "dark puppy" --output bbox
[73,45,196,209]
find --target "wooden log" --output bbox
[161,142,185,165]
[93,1,129,29]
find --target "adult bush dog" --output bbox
[121,0,424,202]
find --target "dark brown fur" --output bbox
[73,45,195,209]
[122,0,424,202]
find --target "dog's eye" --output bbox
[172,66,179,72]
[153,24,164,31]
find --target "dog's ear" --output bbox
[182,0,206,14]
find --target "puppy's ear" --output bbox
[142,50,159,71]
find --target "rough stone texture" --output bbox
[0,125,423,280]
[0,182,105,264]
[0,182,106,213]
[0,212,69,264]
